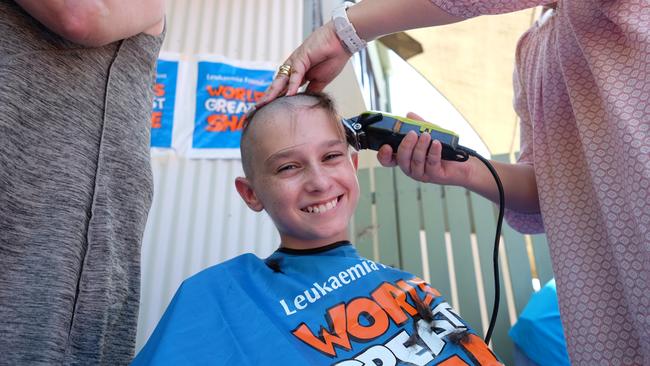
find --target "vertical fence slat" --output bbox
[354,169,374,259]
[445,187,482,330]
[470,192,514,365]
[395,170,424,277]
[374,168,400,268]
[502,225,534,314]
[420,183,452,299]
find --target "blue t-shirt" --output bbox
[133,242,500,365]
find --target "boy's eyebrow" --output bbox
[264,139,347,165]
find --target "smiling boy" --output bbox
[235,92,358,251]
[132,92,501,365]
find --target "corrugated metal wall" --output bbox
[136,0,304,349]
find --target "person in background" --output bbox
[132,92,502,365]
[509,279,570,366]
[262,0,649,364]
[0,1,165,364]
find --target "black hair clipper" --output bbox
[342,111,469,162]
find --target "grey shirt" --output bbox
[0,2,163,364]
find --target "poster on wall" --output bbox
[150,55,180,149]
[190,56,275,159]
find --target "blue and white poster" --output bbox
[192,58,274,158]
[151,58,179,148]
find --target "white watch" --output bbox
[332,1,367,54]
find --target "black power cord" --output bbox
[457,146,505,345]
[342,112,506,344]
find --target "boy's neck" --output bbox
[279,234,351,251]
[278,240,350,254]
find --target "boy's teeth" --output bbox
[304,197,338,214]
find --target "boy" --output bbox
[132,92,501,365]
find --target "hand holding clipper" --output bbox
[342,111,470,162]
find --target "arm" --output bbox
[464,157,540,214]
[262,0,461,102]
[15,0,165,47]
[377,112,540,214]
[346,0,462,42]
[262,0,547,102]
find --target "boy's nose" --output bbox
[304,166,333,192]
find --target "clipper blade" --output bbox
[341,117,361,150]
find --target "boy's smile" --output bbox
[300,196,340,214]
[236,105,360,250]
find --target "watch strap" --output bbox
[332,1,367,54]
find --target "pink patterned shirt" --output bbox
[431,0,649,364]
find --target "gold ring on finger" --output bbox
[277,64,292,78]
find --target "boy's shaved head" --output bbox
[240,92,344,178]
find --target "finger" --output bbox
[260,67,293,105]
[303,61,333,93]
[286,59,307,96]
[305,80,328,93]
[377,145,397,167]
[425,139,443,174]
[396,131,418,175]
[410,132,431,179]
[406,111,425,122]
[260,78,285,105]
[303,52,348,92]
[260,54,305,102]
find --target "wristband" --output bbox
[332,1,367,54]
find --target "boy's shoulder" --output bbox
[182,252,264,287]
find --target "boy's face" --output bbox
[235,107,359,250]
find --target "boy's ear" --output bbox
[351,151,359,171]
[235,177,264,212]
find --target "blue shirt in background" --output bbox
[509,279,570,366]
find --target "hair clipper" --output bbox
[342,112,469,162]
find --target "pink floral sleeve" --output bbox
[429,0,547,18]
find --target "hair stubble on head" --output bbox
[240,92,345,179]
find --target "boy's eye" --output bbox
[277,164,298,173]
[324,152,343,161]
